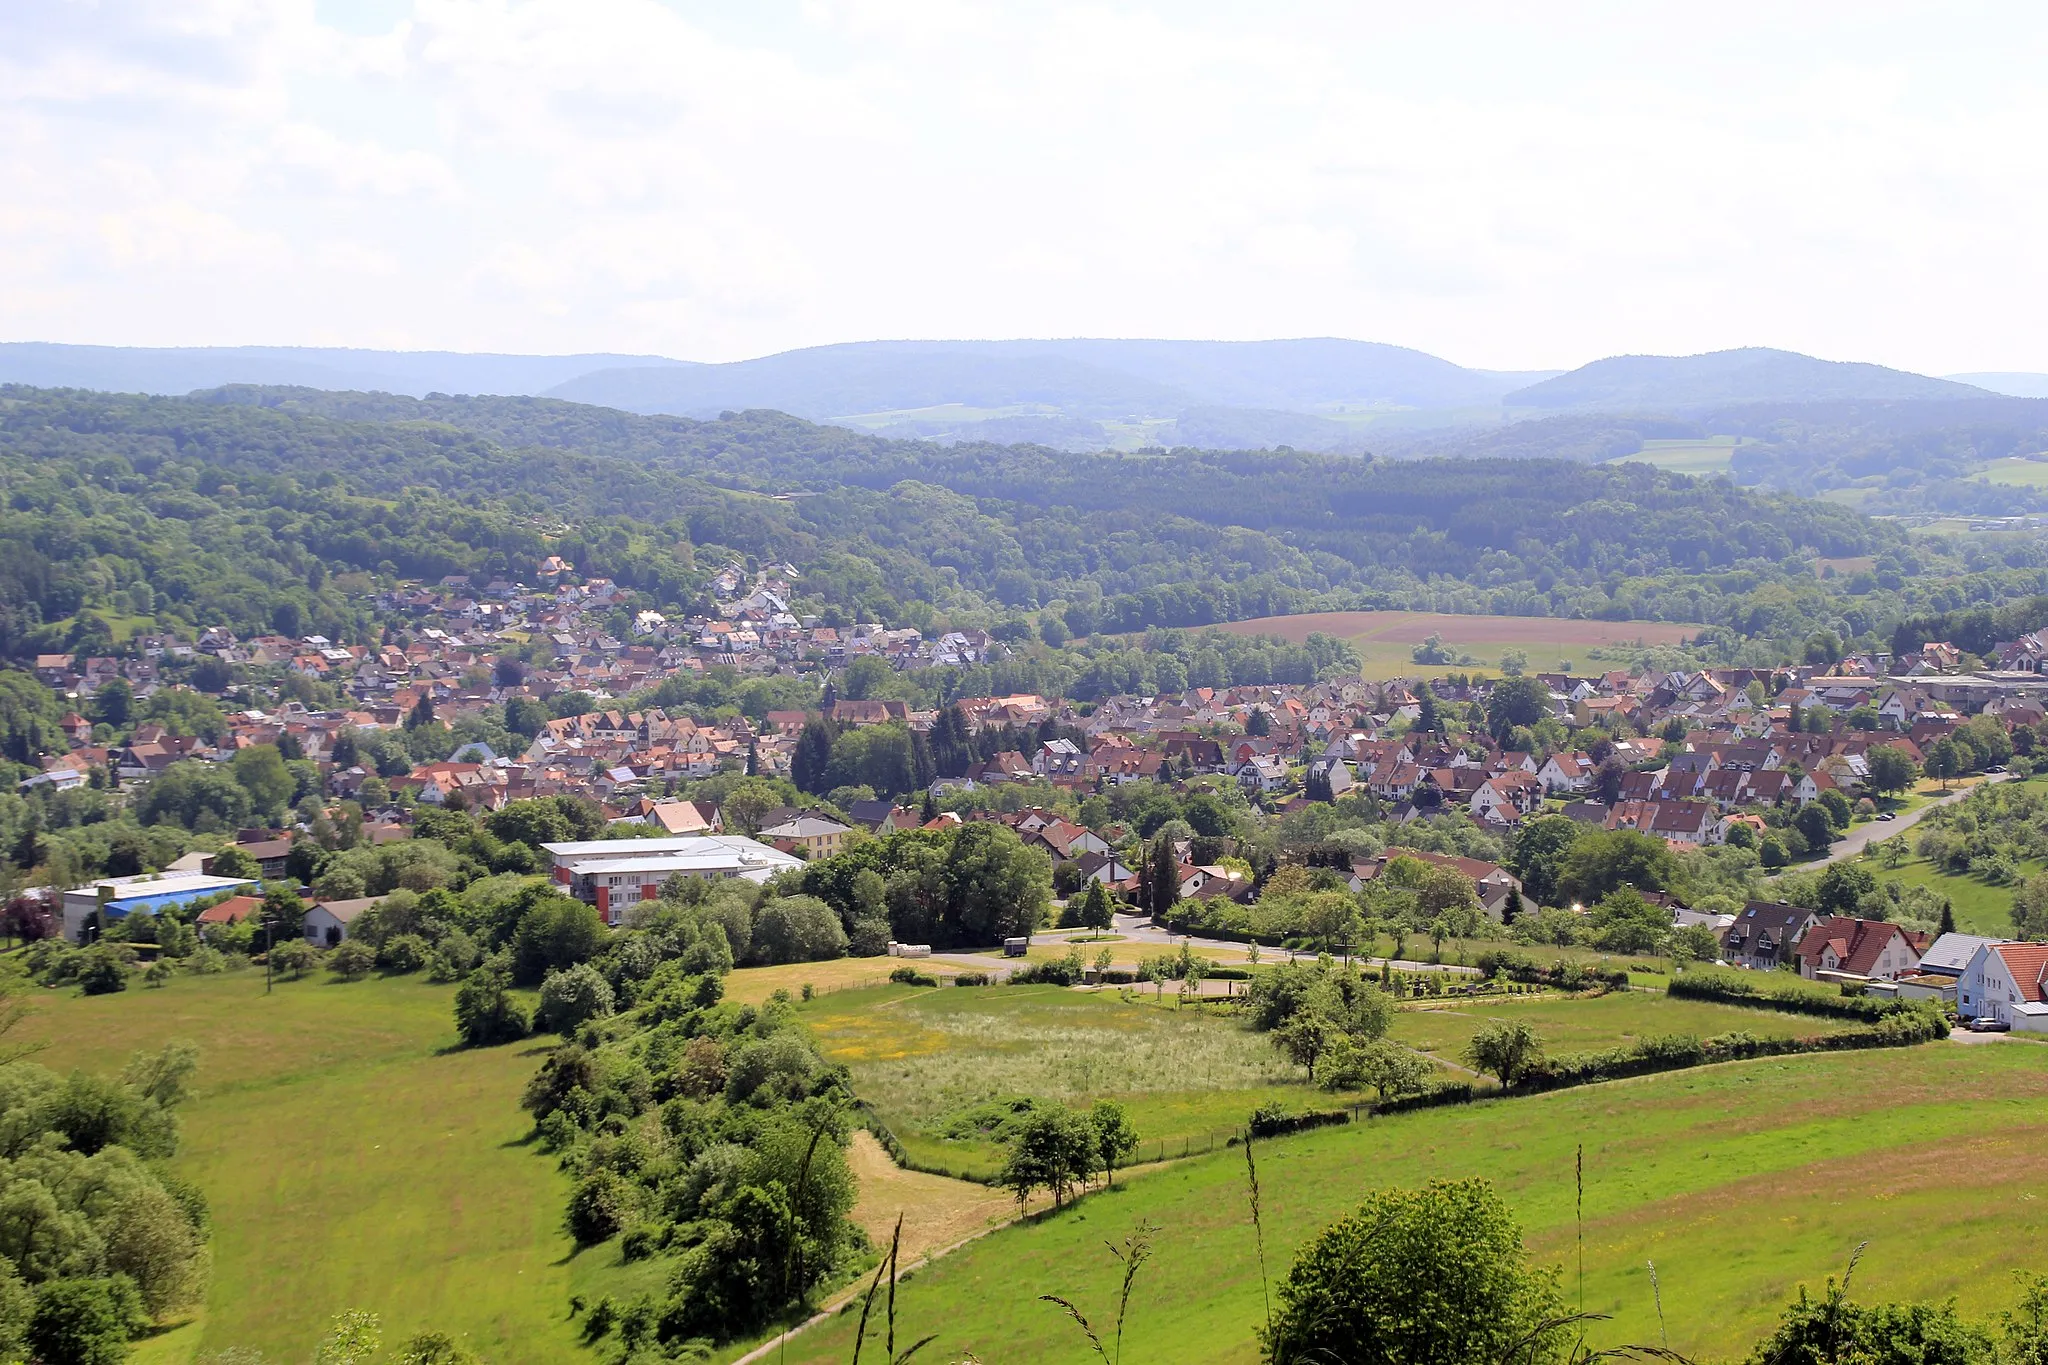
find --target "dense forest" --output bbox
[5,384,2048,666]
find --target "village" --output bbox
[15,557,2048,1033]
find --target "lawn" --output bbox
[776,1042,2048,1365]
[1388,990,1861,1071]
[798,984,1347,1177]
[1207,611,1699,680]
[1870,856,2028,937]
[12,969,619,1365]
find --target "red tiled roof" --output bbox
[1993,943,2048,1004]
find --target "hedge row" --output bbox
[1474,949,1631,992]
[1666,969,1900,1021]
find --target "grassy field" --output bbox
[1210,610,1700,680]
[13,969,613,1365]
[1388,990,1861,1070]
[800,984,1344,1177]
[1977,455,2048,488]
[778,1042,2048,1365]
[1870,856,2028,937]
[1607,436,1742,476]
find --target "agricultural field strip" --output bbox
[772,1046,2048,1364]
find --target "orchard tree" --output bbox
[1090,1100,1140,1187]
[1001,1108,1097,1207]
[1464,1019,1543,1088]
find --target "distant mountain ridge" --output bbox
[1506,347,1990,410]
[0,343,691,399]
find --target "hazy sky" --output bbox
[6,0,2047,373]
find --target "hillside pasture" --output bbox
[776,1042,2048,1365]
[11,969,609,1365]
[1605,435,1742,476]
[1210,610,1698,679]
[1977,454,2048,488]
[1388,989,1864,1070]
[1871,855,2028,937]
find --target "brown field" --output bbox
[1211,611,1699,679]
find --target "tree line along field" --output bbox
[779,1042,2048,1365]
[1211,610,1701,679]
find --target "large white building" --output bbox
[541,835,802,923]
[61,871,259,943]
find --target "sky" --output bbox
[5,0,2048,374]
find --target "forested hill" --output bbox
[0,382,2030,665]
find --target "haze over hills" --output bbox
[1948,372,2048,399]
[0,342,691,399]
[0,337,2026,459]
[1503,347,1992,410]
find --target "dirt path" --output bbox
[734,1133,1048,1365]
[844,1129,1032,1266]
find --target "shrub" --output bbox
[536,963,618,1035]
[376,933,429,974]
[567,1170,633,1244]
[77,945,134,996]
[327,939,377,981]
[268,939,317,979]
[454,968,530,1047]
[952,971,990,986]
[888,965,939,988]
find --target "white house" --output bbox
[1955,942,2048,1031]
[304,897,379,947]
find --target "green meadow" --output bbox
[14,969,624,1365]
[1387,989,1862,1067]
[1872,856,2029,937]
[1608,435,1744,477]
[779,1041,2048,1365]
[798,984,1342,1177]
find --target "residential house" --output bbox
[1720,901,1821,971]
[1795,916,1928,982]
[304,897,379,947]
[1956,941,2048,1031]
[1916,932,2002,979]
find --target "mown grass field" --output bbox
[1209,610,1699,680]
[12,969,611,1365]
[1388,990,1862,1071]
[780,1042,2048,1365]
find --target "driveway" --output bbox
[1805,773,2013,868]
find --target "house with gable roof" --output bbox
[1955,941,2048,1031]
[1795,916,1928,982]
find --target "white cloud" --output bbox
[2,0,2047,371]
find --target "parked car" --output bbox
[1967,1016,2011,1033]
[1876,812,1896,821]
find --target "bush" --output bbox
[888,965,938,988]
[268,939,317,979]
[77,945,134,996]
[327,939,377,981]
[376,933,429,974]
[454,968,530,1047]
[952,971,990,986]
[536,963,617,1035]
[567,1169,633,1244]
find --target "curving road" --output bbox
[1803,773,2013,869]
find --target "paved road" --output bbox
[1806,773,2013,868]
